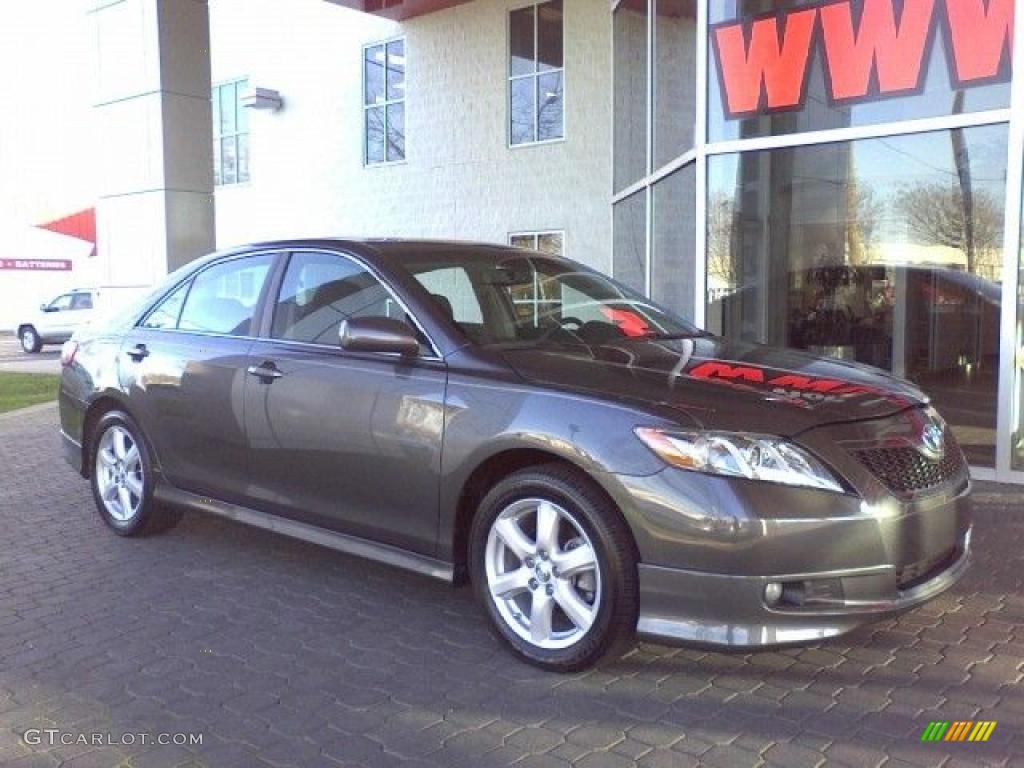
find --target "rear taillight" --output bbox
[60,340,79,368]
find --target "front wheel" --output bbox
[20,326,41,354]
[89,410,181,536]
[469,464,638,672]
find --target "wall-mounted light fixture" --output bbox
[241,87,284,112]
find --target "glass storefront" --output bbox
[612,0,1022,478]
[707,127,1007,466]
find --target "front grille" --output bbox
[853,443,965,496]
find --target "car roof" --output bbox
[227,238,557,265]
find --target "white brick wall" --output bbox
[210,0,612,272]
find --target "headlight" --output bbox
[634,428,846,493]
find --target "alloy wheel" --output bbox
[484,498,602,650]
[95,425,145,522]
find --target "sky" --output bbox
[0,0,97,229]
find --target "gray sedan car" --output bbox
[58,240,972,671]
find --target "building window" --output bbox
[509,1,564,146]
[508,231,565,323]
[364,39,406,165]
[212,79,250,186]
[509,231,564,256]
[706,124,1007,467]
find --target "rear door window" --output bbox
[176,254,274,336]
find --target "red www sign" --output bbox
[712,0,1013,119]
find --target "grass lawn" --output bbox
[0,372,60,415]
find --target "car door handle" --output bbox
[247,362,284,382]
[126,344,150,362]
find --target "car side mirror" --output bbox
[40,303,50,312]
[339,317,420,357]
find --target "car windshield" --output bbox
[396,251,702,347]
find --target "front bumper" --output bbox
[603,448,972,649]
[636,527,970,648]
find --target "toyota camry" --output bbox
[59,240,972,671]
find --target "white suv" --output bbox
[16,290,98,353]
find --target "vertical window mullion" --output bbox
[534,7,541,142]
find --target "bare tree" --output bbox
[895,183,1003,279]
[706,192,739,289]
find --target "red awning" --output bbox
[36,208,96,255]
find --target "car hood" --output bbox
[499,336,927,436]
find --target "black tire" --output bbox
[469,463,638,672]
[19,326,42,354]
[89,410,182,537]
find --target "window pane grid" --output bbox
[509,1,564,146]
[508,231,565,323]
[212,78,250,186]
[364,38,406,165]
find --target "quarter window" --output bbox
[142,283,190,331]
[509,1,564,146]
[271,252,422,349]
[212,79,250,185]
[364,39,406,165]
[176,255,274,336]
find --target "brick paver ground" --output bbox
[0,404,1021,767]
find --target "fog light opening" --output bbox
[764,581,783,606]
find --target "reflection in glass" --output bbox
[707,126,1008,466]
[219,82,236,135]
[652,164,696,320]
[614,190,648,294]
[708,1,1011,143]
[386,40,405,101]
[654,0,697,167]
[510,1,564,146]
[613,0,648,192]
[537,232,564,256]
[221,136,237,185]
[537,72,564,142]
[537,1,564,71]
[510,6,535,77]
[511,77,536,145]
[364,45,386,105]
[237,134,250,183]
[365,107,386,164]
[386,103,405,162]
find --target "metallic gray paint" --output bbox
[58,239,973,650]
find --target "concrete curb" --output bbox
[0,400,58,426]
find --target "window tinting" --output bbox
[71,293,93,310]
[272,252,415,346]
[413,267,485,326]
[177,255,273,336]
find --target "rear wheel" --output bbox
[89,410,181,536]
[19,326,41,354]
[469,464,638,672]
